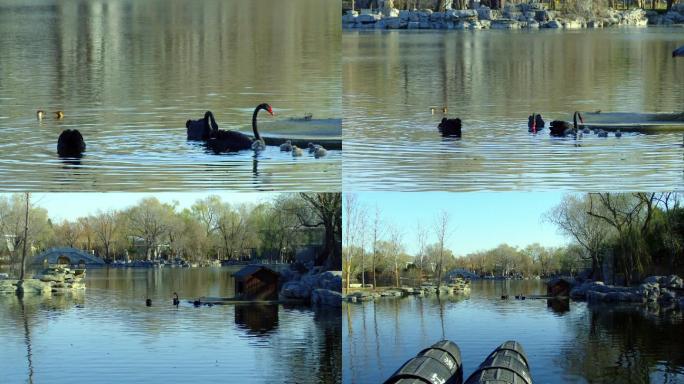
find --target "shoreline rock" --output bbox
[343,4,655,30]
[570,275,683,306]
[279,265,342,307]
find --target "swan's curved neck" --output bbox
[252,106,264,140]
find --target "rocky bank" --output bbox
[343,3,655,30]
[279,265,342,307]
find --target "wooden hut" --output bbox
[547,277,573,297]
[233,265,280,301]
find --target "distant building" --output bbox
[233,265,280,301]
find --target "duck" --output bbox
[615,130,622,138]
[550,111,583,137]
[308,142,317,154]
[582,127,591,134]
[57,129,86,157]
[193,299,201,307]
[251,139,266,152]
[597,129,608,138]
[501,295,509,300]
[280,140,293,152]
[36,110,45,120]
[54,111,64,119]
[173,292,180,306]
[292,145,304,157]
[304,112,313,121]
[528,113,545,133]
[430,107,448,115]
[146,299,152,307]
[438,117,462,137]
[201,103,274,152]
[308,143,327,158]
[313,145,327,158]
[186,111,218,141]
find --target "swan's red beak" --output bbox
[267,106,274,116]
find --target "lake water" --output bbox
[0,0,341,192]
[343,28,684,191]
[343,280,684,384]
[0,267,341,383]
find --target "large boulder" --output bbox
[477,6,493,20]
[312,289,342,307]
[664,275,683,289]
[19,279,52,295]
[280,281,311,300]
[545,20,562,28]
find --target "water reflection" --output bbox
[343,29,684,191]
[0,0,341,191]
[561,303,684,383]
[0,268,341,383]
[343,280,684,383]
[234,304,279,336]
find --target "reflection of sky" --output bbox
[5,192,281,221]
[347,191,568,255]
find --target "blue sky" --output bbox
[4,192,280,222]
[348,192,570,256]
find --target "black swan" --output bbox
[146,299,152,307]
[550,111,583,137]
[673,45,684,57]
[173,292,180,306]
[193,299,201,307]
[57,129,86,157]
[438,117,462,137]
[186,111,218,141]
[206,103,273,152]
[528,113,545,133]
[280,140,293,152]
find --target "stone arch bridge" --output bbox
[33,247,105,267]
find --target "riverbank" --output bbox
[344,279,471,302]
[569,274,684,309]
[341,4,684,30]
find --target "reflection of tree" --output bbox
[18,295,34,384]
[273,305,341,384]
[234,304,279,335]
[560,304,684,382]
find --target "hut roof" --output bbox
[233,265,279,281]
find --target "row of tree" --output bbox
[0,193,342,275]
[343,193,683,289]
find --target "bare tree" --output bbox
[371,205,383,289]
[386,224,403,287]
[344,194,359,290]
[434,210,451,289]
[92,210,118,261]
[416,221,428,283]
